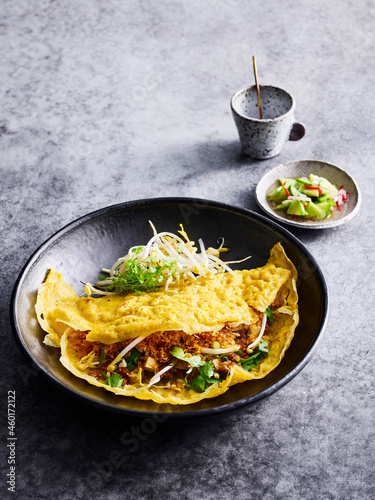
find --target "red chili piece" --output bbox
[282,181,290,197]
[304,185,323,195]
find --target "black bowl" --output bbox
[11,198,329,418]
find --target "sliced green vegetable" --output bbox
[317,176,336,191]
[278,177,298,188]
[269,173,347,222]
[316,200,335,218]
[296,177,312,186]
[287,199,308,217]
[289,184,303,197]
[315,193,330,203]
[304,201,326,220]
[268,185,288,202]
[301,186,322,198]
[274,200,292,211]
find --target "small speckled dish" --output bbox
[256,159,361,229]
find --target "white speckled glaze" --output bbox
[231,85,305,159]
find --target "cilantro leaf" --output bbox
[239,341,269,371]
[98,346,106,366]
[265,306,274,322]
[188,374,207,393]
[102,372,123,388]
[125,348,142,371]
[187,361,221,393]
[258,339,269,354]
[199,361,217,383]
[170,346,205,368]
[239,352,264,371]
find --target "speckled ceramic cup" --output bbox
[230,85,305,159]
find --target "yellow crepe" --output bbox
[35,270,79,347]
[35,242,299,405]
[36,245,291,346]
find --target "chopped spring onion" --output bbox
[200,345,241,355]
[108,336,145,371]
[84,221,251,296]
[246,313,267,353]
[147,364,174,388]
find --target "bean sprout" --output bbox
[83,221,251,296]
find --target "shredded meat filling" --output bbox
[68,314,270,388]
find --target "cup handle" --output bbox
[289,122,305,141]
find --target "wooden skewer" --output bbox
[252,55,262,119]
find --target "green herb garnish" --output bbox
[258,338,269,353]
[98,256,178,294]
[170,347,220,393]
[101,371,123,388]
[170,346,205,368]
[98,346,106,366]
[188,373,207,393]
[239,340,269,371]
[125,348,142,371]
[265,306,274,322]
[188,361,220,393]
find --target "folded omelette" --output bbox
[35,242,299,405]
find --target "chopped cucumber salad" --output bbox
[268,174,348,221]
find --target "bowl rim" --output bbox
[10,197,329,419]
[255,159,362,229]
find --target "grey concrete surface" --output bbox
[1,0,374,499]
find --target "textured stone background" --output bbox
[1,0,374,499]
